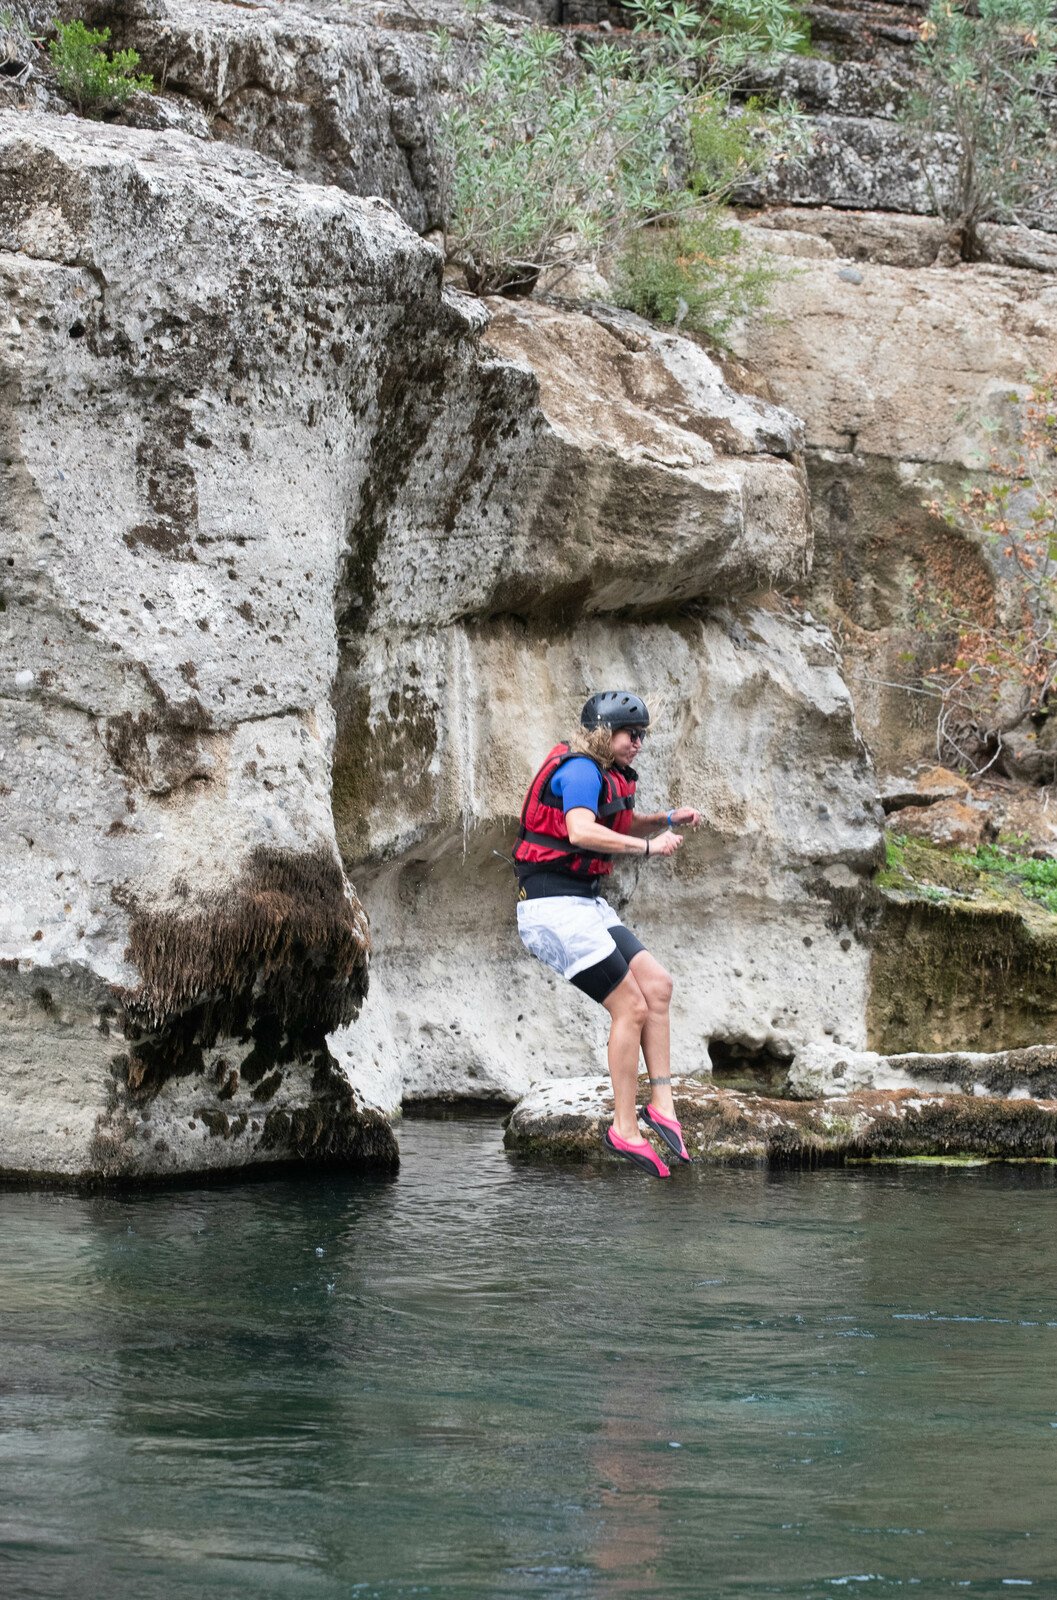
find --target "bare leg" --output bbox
[602,974,649,1142]
[629,950,676,1120]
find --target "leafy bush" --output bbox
[612,210,778,341]
[612,91,794,337]
[903,0,1057,258]
[435,0,805,298]
[48,18,152,116]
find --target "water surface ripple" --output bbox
[1,1120,1056,1598]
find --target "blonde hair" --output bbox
[569,724,616,767]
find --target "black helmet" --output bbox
[580,690,650,732]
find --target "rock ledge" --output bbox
[505,1074,1057,1165]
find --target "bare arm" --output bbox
[626,812,700,838]
[628,807,702,838]
[566,807,683,858]
[566,806,648,856]
[628,811,667,838]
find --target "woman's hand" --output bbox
[669,807,701,829]
[650,829,683,857]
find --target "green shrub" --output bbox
[48,18,152,117]
[611,210,779,342]
[903,0,1057,258]
[435,0,804,297]
[612,91,795,339]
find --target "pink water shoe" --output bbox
[603,1127,670,1179]
[639,1104,691,1163]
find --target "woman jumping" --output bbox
[514,691,701,1179]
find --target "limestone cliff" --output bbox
[0,89,881,1176]
[3,0,1054,1179]
[729,211,1057,776]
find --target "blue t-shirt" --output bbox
[550,756,603,815]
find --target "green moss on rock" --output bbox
[870,835,1057,1053]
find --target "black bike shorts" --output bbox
[570,924,647,1004]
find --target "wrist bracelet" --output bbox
[645,839,650,857]
[666,810,673,827]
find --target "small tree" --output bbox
[920,375,1057,777]
[903,0,1057,259]
[435,0,805,297]
[48,19,152,117]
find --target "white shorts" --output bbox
[516,894,625,982]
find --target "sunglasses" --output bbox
[617,727,647,744]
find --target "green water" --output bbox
[2,1120,1056,1600]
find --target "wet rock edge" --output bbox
[504,1078,1057,1166]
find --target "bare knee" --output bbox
[629,951,674,1012]
[643,970,674,1011]
[607,980,649,1030]
[621,991,649,1030]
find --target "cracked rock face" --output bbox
[329,606,882,1112]
[736,9,1053,235]
[327,293,811,644]
[318,281,878,1115]
[479,299,808,609]
[730,213,1057,776]
[53,0,471,233]
[732,225,1057,464]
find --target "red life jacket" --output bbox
[514,742,637,881]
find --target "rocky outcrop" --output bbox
[7,0,1053,1180]
[734,215,1057,465]
[0,110,479,1180]
[747,206,1057,274]
[739,58,949,222]
[870,835,1057,1053]
[788,1040,1057,1100]
[318,287,836,1125]
[729,211,1057,777]
[331,605,881,1111]
[323,296,879,1110]
[329,294,808,643]
[35,0,477,233]
[505,1071,1057,1163]
[878,765,1057,856]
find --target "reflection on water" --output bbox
[1,1123,1056,1599]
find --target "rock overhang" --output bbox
[330,605,883,1109]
